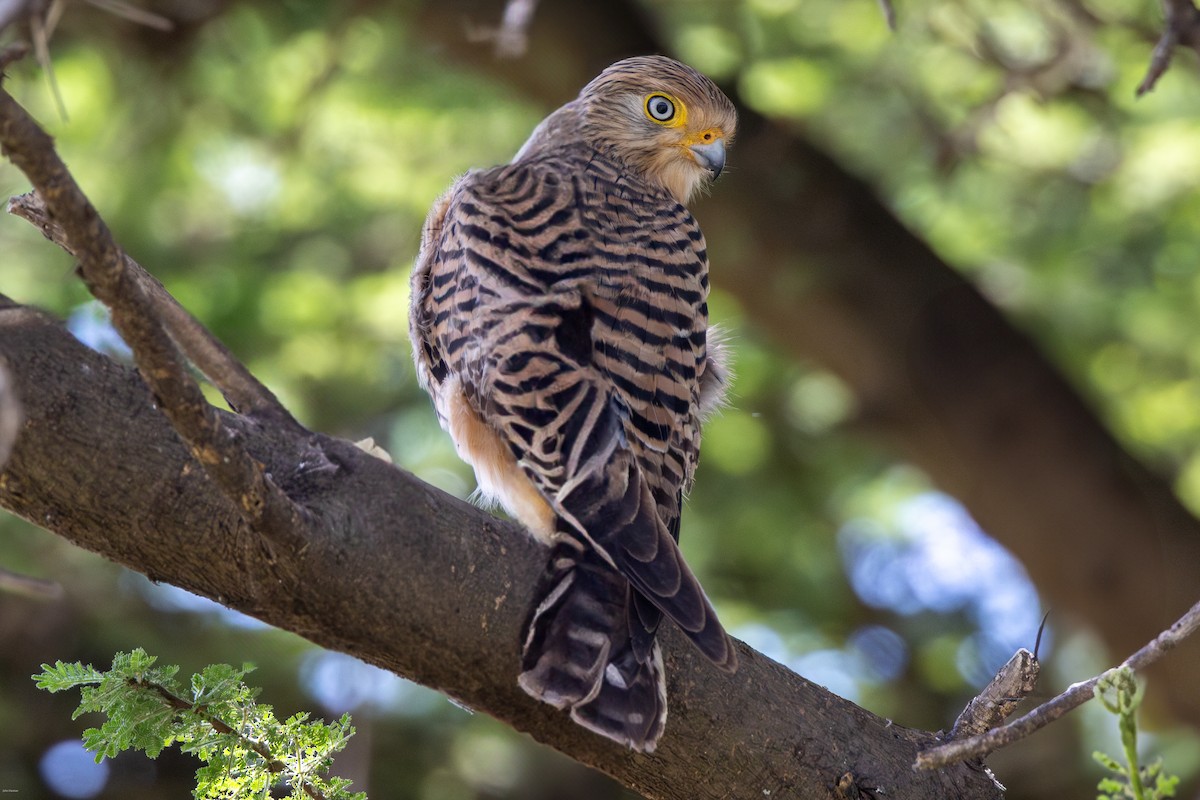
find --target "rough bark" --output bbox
[416,0,1200,723]
[0,298,1002,799]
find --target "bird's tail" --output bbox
[518,538,667,752]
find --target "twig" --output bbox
[916,598,1200,769]
[1137,0,1200,96]
[949,647,1040,740]
[877,0,897,32]
[0,41,29,71]
[133,678,328,800]
[0,566,62,599]
[28,3,66,120]
[85,0,173,31]
[6,192,298,425]
[467,0,540,58]
[0,85,308,555]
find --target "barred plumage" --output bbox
[410,55,737,752]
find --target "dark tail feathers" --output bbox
[518,540,667,752]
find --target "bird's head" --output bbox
[579,55,737,205]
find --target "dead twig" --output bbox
[916,598,1200,769]
[1138,0,1200,96]
[0,85,308,556]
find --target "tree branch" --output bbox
[468,0,541,58]
[0,84,307,558]
[0,300,1004,799]
[916,598,1200,769]
[6,190,297,424]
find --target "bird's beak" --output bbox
[689,138,726,179]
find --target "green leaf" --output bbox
[32,661,104,691]
[1094,751,1125,774]
[1154,772,1180,798]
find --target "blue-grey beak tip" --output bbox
[690,139,726,179]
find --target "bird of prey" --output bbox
[410,55,737,752]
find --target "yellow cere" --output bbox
[682,129,724,147]
[643,92,687,127]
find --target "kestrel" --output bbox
[410,55,737,752]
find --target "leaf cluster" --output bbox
[1093,667,1180,800]
[33,648,365,800]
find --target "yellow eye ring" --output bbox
[644,93,686,126]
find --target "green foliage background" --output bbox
[2,1,1200,797]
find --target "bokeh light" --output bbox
[840,491,1046,685]
[39,740,109,799]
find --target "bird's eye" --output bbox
[645,94,677,123]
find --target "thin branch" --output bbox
[0,41,29,71]
[0,566,62,599]
[467,0,540,58]
[916,598,1200,770]
[877,0,897,32]
[0,85,308,556]
[84,0,173,31]
[6,191,298,425]
[28,3,66,120]
[133,678,328,800]
[1137,0,1200,96]
[948,647,1039,740]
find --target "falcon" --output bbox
[410,55,737,752]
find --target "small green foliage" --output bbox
[1092,667,1180,800]
[33,648,365,800]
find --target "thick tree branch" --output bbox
[0,84,307,557]
[918,598,1200,769]
[0,300,1003,800]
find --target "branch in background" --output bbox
[83,0,173,31]
[0,566,62,600]
[0,41,29,70]
[877,0,897,32]
[468,0,540,58]
[6,192,298,426]
[0,85,308,556]
[1137,0,1200,95]
[916,597,1200,770]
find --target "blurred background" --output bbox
[2,0,1200,797]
